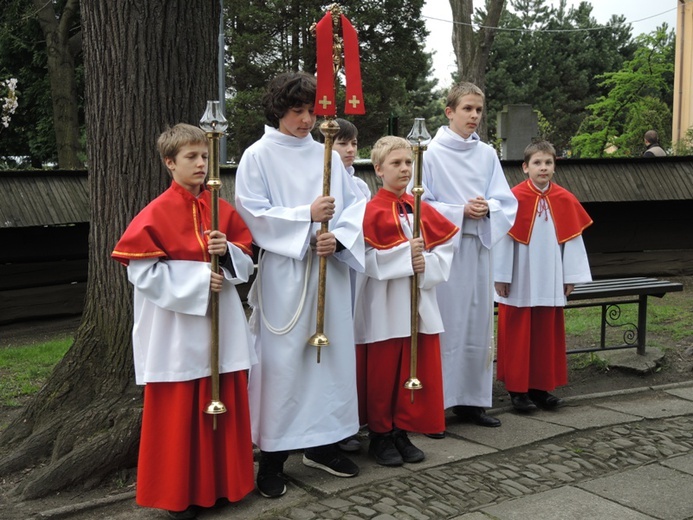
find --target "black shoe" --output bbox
[453,406,502,427]
[528,389,564,409]
[424,431,445,439]
[256,450,288,498]
[509,392,537,413]
[167,506,200,519]
[392,429,425,463]
[368,432,404,466]
[303,445,359,477]
[337,434,361,452]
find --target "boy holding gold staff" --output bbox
[354,135,458,466]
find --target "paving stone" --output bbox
[597,394,693,419]
[579,464,693,519]
[482,486,653,519]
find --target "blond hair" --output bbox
[157,123,208,172]
[370,135,411,167]
[446,81,485,110]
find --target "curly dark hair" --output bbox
[263,72,317,128]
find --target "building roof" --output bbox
[2,157,692,228]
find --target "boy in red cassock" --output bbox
[493,140,592,413]
[112,123,256,520]
[354,136,458,466]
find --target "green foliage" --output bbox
[571,27,675,158]
[225,0,440,160]
[0,337,72,407]
[0,0,83,167]
[485,0,635,154]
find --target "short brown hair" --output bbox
[263,72,317,128]
[157,123,208,171]
[523,140,556,163]
[370,136,411,167]
[446,82,485,110]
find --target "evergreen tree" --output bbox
[484,0,634,154]
[571,27,674,157]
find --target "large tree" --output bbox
[448,0,506,139]
[0,0,83,167]
[449,0,505,89]
[0,0,220,499]
[32,0,83,168]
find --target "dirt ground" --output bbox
[1,276,692,517]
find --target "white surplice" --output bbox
[354,213,454,344]
[235,126,366,452]
[493,191,592,308]
[127,244,257,385]
[420,127,518,409]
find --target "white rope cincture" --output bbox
[256,247,313,336]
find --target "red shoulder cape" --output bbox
[363,189,459,250]
[112,181,253,265]
[508,180,592,245]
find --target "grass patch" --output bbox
[0,336,72,407]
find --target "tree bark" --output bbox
[0,0,221,500]
[32,0,83,169]
[449,0,505,139]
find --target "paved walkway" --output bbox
[34,382,693,520]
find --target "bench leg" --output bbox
[637,295,648,356]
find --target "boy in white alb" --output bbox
[420,82,517,432]
[234,72,366,498]
[494,141,592,412]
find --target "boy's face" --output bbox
[165,143,209,196]
[278,103,316,138]
[445,94,483,139]
[333,136,358,168]
[523,151,555,190]
[375,148,412,197]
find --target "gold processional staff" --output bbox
[404,118,432,402]
[199,100,227,430]
[308,3,365,362]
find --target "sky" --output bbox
[422,0,679,88]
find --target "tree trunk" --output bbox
[449,0,505,139]
[0,0,221,500]
[33,0,83,169]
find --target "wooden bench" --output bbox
[566,277,683,355]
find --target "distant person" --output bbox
[643,130,666,157]
[493,141,593,413]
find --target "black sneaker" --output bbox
[337,434,361,452]
[256,450,288,498]
[368,432,404,466]
[392,429,425,463]
[303,445,359,477]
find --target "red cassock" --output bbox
[112,181,255,511]
[360,190,458,434]
[497,180,592,393]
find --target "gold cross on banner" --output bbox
[318,96,333,110]
[347,95,360,109]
